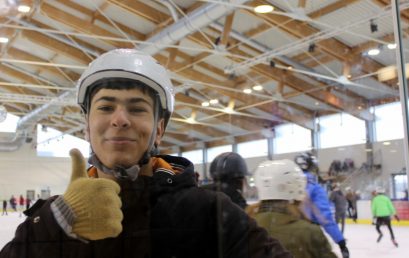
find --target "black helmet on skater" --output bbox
[294,152,318,172]
[209,152,249,181]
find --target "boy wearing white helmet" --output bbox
[0,49,291,258]
[252,159,337,258]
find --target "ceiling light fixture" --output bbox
[209,99,219,105]
[243,88,252,94]
[0,37,9,43]
[17,5,31,13]
[201,101,210,107]
[252,84,263,91]
[387,43,397,49]
[368,48,380,56]
[254,5,274,13]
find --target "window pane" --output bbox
[207,145,232,162]
[182,149,203,164]
[37,124,90,158]
[237,139,268,158]
[319,113,366,149]
[274,123,311,154]
[0,113,19,133]
[375,102,404,141]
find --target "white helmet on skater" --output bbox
[254,159,306,201]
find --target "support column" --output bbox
[267,137,274,160]
[392,1,409,189]
[311,116,320,156]
[202,146,208,180]
[365,119,375,167]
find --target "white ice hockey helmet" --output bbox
[254,159,306,201]
[77,49,175,126]
[376,186,386,194]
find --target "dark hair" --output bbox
[83,78,164,119]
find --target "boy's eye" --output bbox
[97,105,113,111]
[129,107,147,113]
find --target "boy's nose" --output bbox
[111,109,130,128]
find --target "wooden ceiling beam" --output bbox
[229,44,368,116]
[171,113,229,138]
[40,3,132,48]
[249,0,397,93]
[166,42,180,68]
[220,12,235,46]
[165,21,365,119]
[164,131,202,142]
[298,0,307,9]
[21,30,92,64]
[56,0,146,40]
[1,103,28,116]
[0,65,54,95]
[246,1,351,61]
[108,0,167,24]
[308,0,361,19]
[6,47,78,82]
[176,92,275,131]
[160,54,314,129]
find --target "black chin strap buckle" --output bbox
[113,165,140,181]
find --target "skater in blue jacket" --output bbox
[295,152,349,258]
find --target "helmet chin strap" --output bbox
[88,96,160,181]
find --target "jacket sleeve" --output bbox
[217,193,292,258]
[0,196,75,258]
[371,198,376,216]
[308,184,344,244]
[387,198,396,215]
[309,225,338,258]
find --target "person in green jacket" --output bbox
[252,159,337,258]
[371,187,399,247]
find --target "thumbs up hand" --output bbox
[62,148,123,240]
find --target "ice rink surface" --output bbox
[0,212,408,257]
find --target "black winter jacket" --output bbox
[0,155,291,258]
[201,182,248,209]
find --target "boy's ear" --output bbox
[154,119,165,146]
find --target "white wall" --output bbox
[0,141,71,200]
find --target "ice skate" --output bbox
[392,239,398,247]
[377,233,383,242]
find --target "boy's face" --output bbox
[86,88,164,169]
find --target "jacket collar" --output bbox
[150,155,197,195]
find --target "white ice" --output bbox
[0,212,408,257]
